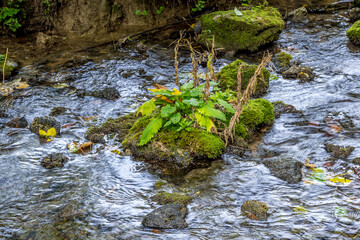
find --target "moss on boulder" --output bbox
[347,20,360,45]
[151,192,192,206]
[0,58,19,80]
[217,59,270,96]
[197,7,285,52]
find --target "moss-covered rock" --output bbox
[151,192,192,206]
[197,7,285,52]
[217,60,270,96]
[347,20,360,45]
[0,58,19,80]
[241,200,268,220]
[273,52,292,73]
[122,119,225,175]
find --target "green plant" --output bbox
[0,0,24,32]
[135,9,148,15]
[156,6,164,14]
[137,81,236,146]
[42,0,51,15]
[192,0,205,12]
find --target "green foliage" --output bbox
[139,117,163,146]
[42,0,52,15]
[137,81,236,146]
[347,20,360,45]
[0,0,24,32]
[192,0,205,12]
[0,55,4,63]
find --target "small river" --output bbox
[1,11,360,240]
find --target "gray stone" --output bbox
[286,7,309,23]
[142,204,188,229]
[283,65,315,81]
[263,157,303,183]
[241,200,268,220]
[41,153,69,169]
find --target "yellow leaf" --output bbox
[47,127,57,137]
[294,206,308,213]
[148,88,162,92]
[329,176,351,184]
[15,82,29,89]
[39,129,47,137]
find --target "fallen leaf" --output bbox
[51,83,69,89]
[323,162,334,167]
[304,158,316,168]
[80,116,98,121]
[79,142,93,149]
[308,121,320,126]
[330,124,342,133]
[152,229,161,233]
[15,82,29,89]
[62,123,77,129]
[294,206,308,213]
[152,83,168,90]
[244,211,258,220]
[330,176,351,184]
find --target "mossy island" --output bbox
[347,20,360,45]
[196,7,285,52]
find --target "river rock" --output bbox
[197,7,285,52]
[352,157,360,165]
[0,58,19,80]
[273,52,293,73]
[347,20,360,45]
[142,204,188,229]
[349,8,360,22]
[263,157,303,183]
[151,192,192,206]
[49,107,67,116]
[286,7,309,23]
[77,87,120,100]
[217,59,270,96]
[41,153,69,169]
[324,143,354,159]
[59,201,86,221]
[29,116,61,136]
[272,101,303,118]
[241,200,268,220]
[6,117,28,128]
[283,65,315,81]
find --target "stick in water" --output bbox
[2,48,8,85]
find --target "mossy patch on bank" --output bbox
[217,60,270,96]
[197,7,285,52]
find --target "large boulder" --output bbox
[0,58,19,80]
[286,7,309,23]
[197,7,285,52]
[142,204,188,229]
[217,60,270,96]
[347,20,360,45]
[263,157,303,183]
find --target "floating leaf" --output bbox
[294,206,308,213]
[39,127,57,139]
[51,83,69,89]
[234,7,243,16]
[330,176,351,184]
[304,158,316,168]
[330,124,342,133]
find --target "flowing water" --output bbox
[1,11,360,240]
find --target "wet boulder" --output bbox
[6,117,28,128]
[142,204,188,229]
[0,58,19,80]
[29,116,61,136]
[241,200,268,220]
[324,143,354,159]
[347,20,360,45]
[217,60,270,96]
[273,52,293,73]
[349,8,360,22]
[286,7,309,23]
[41,153,69,169]
[49,107,67,116]
[263,157,303,183]
[272,101,303,118]
[283,65,315,81]
[196,7,285,52]
[151,192,192,206]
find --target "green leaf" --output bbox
[161,104,176,118]
[139,117,163,146]
[182,98,203,107]
[217,99,235,114]
[135,10,141,15]
[170,112,181,124]
[137,98,156,116]
[197,103,226,122]
[159,6,164,11]
[195,112,215,132]
[142,10,147,15]
[180,81,194,91]
[156,10,161,14]
[164,120,172,127]
[234,7,243,16]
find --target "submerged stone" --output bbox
[324,143,354,159]
[217,59,270,96]
[347,20,360,45]
[29,116,61,136]
[142,204,188,229]
[49,107,67,116]
[41,153,69,169]
[263,157,303,183]
[241,200,268,220]
[197,7,285,52]
[6,117,28,128]
[272,101,303,118]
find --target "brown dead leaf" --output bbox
[62,123,77,129]
[80,116,98,121]
[80,142,93,149]
[330,124,342,133]
[152,83,168,90]
[244,211,258,220]
[152,229,161,234]
[304,158,316,168]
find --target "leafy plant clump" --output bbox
[0,0,25,32]
[137,81,235,146]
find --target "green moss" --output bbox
[355,0,360,7]
[235,122,248,139]
[276,52,292,68]
[0,58,18,79]
[198,7,285,52]
[240,98,274,129]
[347,20,360,45]
[217,59,270,96]
[151,191,192,205]
[154,179,167,189]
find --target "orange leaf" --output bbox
[304,158,316,168]
[80,142,93,149]
[330,124,341,133]
[152,83,168,90]
[244,211,258,220]
[152,229,161,234]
